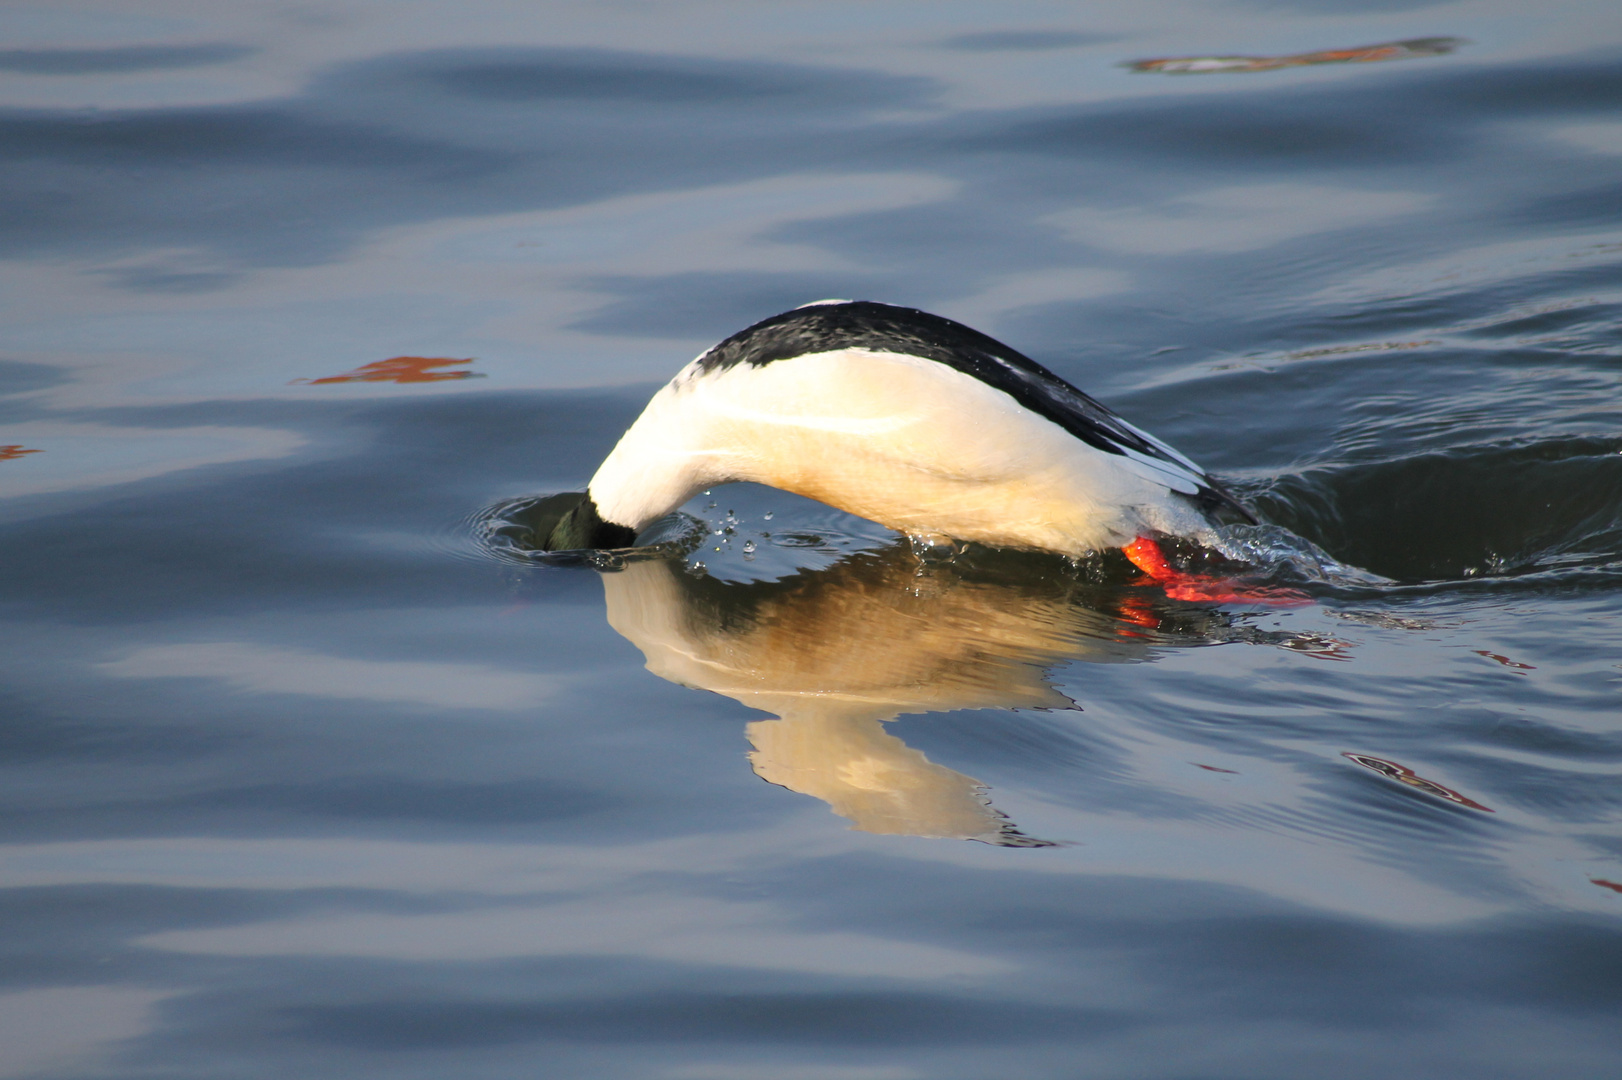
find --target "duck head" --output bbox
[506,491,638,551]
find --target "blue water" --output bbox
[2,3,1621,1077]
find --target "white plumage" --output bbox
[570,300,1249,557]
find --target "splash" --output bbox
[293,357,484,384]
[1211,523,1388,587]
[1252,437,1622,584]
[1127,37,1464,75]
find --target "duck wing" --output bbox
[695,300,1255,524]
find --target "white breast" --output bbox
[588,348,1211,554]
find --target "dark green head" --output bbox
[510,492,638,551]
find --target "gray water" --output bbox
[3,2,1621,1078]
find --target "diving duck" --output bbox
[541,300,1254,577]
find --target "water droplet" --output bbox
[742,540,756,554]
[763,511,774,520]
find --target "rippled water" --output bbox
[3,2,1621,1077]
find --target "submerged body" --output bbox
[564,301,1252,557]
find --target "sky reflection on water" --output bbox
[2,1,1622,1078]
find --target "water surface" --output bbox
[2,2,1621,1077]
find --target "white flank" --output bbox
[588,349,1212,554]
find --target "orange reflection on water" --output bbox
[0,445,43,460]
[1114,594,1160,635]
[1343,753,1494,812]
[1593,878,1622,895]
[1127,37,1463,75]
[294,357,484,385]
[1475,650,1536,670]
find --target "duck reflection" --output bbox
[602,545,1161,846]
